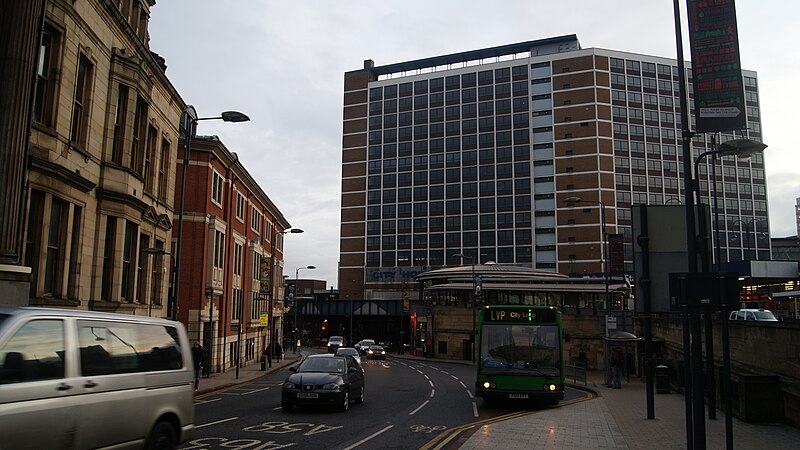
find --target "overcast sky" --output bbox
[149,0,800,288]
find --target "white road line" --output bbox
[241,386,271,395]
[272,406,282,411]
[459,381,467,389]
[466,390,474,399]
[196,417,238,428]
[472,401,479,418]
[441,371,449,375]
[430,389,435,398]
[409,400,430,415]
[450,375,458,380]
[424,374,430,380]
[428,380,434,387]
[193,398,221,405]
[342,424,394,450]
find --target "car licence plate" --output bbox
[298,393,318,399]
[509,393,529,399]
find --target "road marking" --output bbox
[424,374,430,380]
[241,386,271,395]
[466,390,474,399]
[450,375,458,380]
[272,406,282,411]
[342,424,394,450]
[441,371,449,375]
[430,389,435,398]
[194,398,221,405]
[409,399,430,415]
[472,401,479,418]
[458,381,467,389]
[196,417,238,428]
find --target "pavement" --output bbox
[193,350,303,397]
[193,350,800,449]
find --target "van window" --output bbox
[77,320,184,376]
[0,319,65,384]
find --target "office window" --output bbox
[120,221,138,302]
[130,95,148,175]
[251,207,262,234]
[214,230,225,270]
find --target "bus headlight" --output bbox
[481,381,496,389]
[544,384,560,391]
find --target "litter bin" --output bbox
[655,365,670,394]
[260,356,267,371]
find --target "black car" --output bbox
[366,344,386,360]
[281,354,365,412]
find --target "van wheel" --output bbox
[146,421,177,450]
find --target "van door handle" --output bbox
[84,381,97,388]
[57,383,72,391]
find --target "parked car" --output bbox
[327,336,345,353]
[355,339,375,354]
[0,307,195,450]
[366,344,387,360]
[281,354,364,412]
[729,309,778,321]
[335,347,362,365]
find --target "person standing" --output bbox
[611,347,623,389]
[192,341,204,390]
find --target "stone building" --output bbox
[22,0,183,315]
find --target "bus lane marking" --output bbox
[408,399,430,415]
[196,417,239,428]
[342,424,394,450]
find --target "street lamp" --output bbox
[142,247,173,317]
[694,137,767,269]
[293,265,316,353]
[564,196,611,385]
[172,106,249,322]
[453,252,480,363]
[267,228,304,365]
[563,196,609,315]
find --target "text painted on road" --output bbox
[242,422,343,436]
[182,437,295,449]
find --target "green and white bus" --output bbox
[475,305,565,404]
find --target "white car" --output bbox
[355,339,375,354]
[728,309,778,321]
[335,347,362,365]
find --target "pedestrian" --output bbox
[275,342,283,361]
[611,347,623,389]
[265,343,272,366]
[191,341,204,390]
[577,347,588,368]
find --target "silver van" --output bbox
[0,308,194,449]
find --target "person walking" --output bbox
[275,342,283,361]
[191,341,204,390]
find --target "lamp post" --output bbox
[293,265,316,353]
[142,247,173,318]
[564,197,609,315]
[564,196,610,384]
[453,252,479,363]
[268,228,304,364]
[173,106,249,322]
[695,137,767,269]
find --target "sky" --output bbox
[148,0,800,289]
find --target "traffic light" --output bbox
[321,319,327,331]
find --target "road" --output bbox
[182,351,589,449]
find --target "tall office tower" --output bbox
[339,35,766,301]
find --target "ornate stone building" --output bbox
[23,0,182,315]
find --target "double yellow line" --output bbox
[419,393,593,450]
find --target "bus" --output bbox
[475,305,565,404]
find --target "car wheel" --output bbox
[145,421,177,450]
[338,390,350,412]
[282,401,293,412]
[355,384,365,404]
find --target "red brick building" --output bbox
[177,134,291,374]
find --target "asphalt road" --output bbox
[182,353,588,450]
